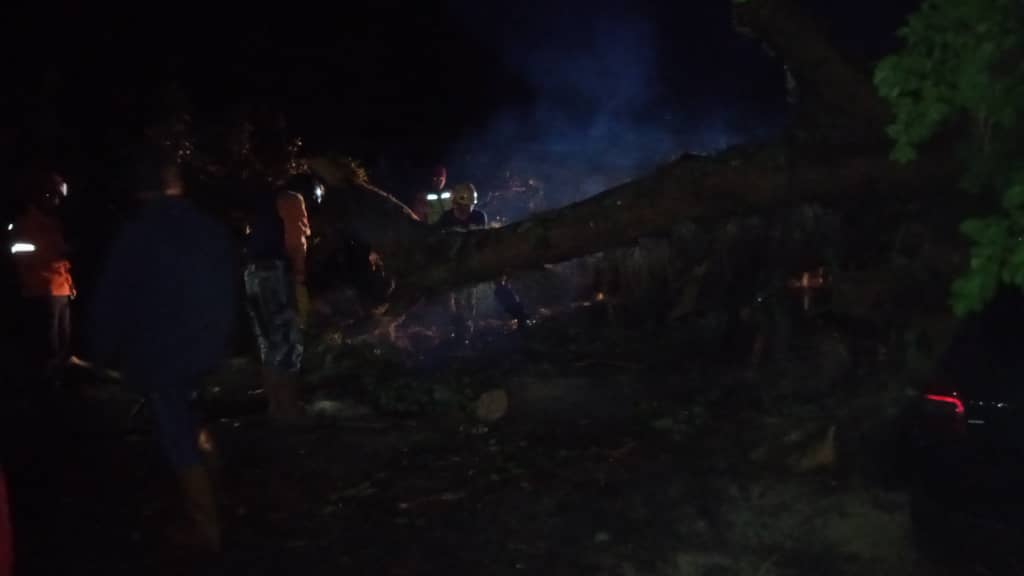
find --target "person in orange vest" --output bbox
[411,164,452,223]
[10,171,75,386]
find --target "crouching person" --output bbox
[439,183,530,341]
[91,152,236,553]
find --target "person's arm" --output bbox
[297,194,311,239]
[277,192,311,242]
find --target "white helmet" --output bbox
[452,183,478,207]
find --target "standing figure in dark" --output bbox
[10,171,75,389]
[91,153,236,553]
[412,164,452,224]
[438,183,529,342]
[242,136,305,422]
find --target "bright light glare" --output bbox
[6,223,12,231]
[10,242,36,254]
[426,194,440,201]
[314,184,324,204]
[59,182,69,197]
[440,192,452,199]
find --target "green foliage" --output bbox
[874,0,1024,315]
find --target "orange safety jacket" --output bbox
[12,206,74,298]
[276,190,311,282]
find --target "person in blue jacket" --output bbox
[91,150,236,553]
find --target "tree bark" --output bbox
[312,146,930,301]
[732,0,890,147]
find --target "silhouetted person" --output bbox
[243,133,304,422]
[412,164,451,223]
[91,154,236,553]
[438,183,529,342]
[10,171,75,389]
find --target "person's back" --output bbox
[12,205,73,299]
[92,195,236,380]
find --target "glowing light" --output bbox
[6,223,11,231]
[10,242,36,254]
[426,194,440,201]
[440,192,452,200]
[925,394,965,415]
[59,182,68,197]
[314,184,324,204]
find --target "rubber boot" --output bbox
[177,464,221,553]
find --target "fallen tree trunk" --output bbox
[313,147,933,300]
[399,150,927,293]
[307,0,957,303]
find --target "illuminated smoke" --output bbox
[445,6,781,220]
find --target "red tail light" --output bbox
[925,377,962,412]
[924,394,965,415]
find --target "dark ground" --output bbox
[5,298,1021,576]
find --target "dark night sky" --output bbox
[1,0,920,204]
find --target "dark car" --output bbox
[909,289,1024,553]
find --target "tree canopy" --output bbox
[875,0,1024,315]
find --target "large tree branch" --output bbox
[311,144,930,304]
[396,148,922,294]
[732,0,890,144]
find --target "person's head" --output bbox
[26,171,66,211]
[286,173,323,208]
[161,163,184,197]
[137,147,183,200]
[451,183,477,219]
[250,129,292,182]
[431,165,447,191]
